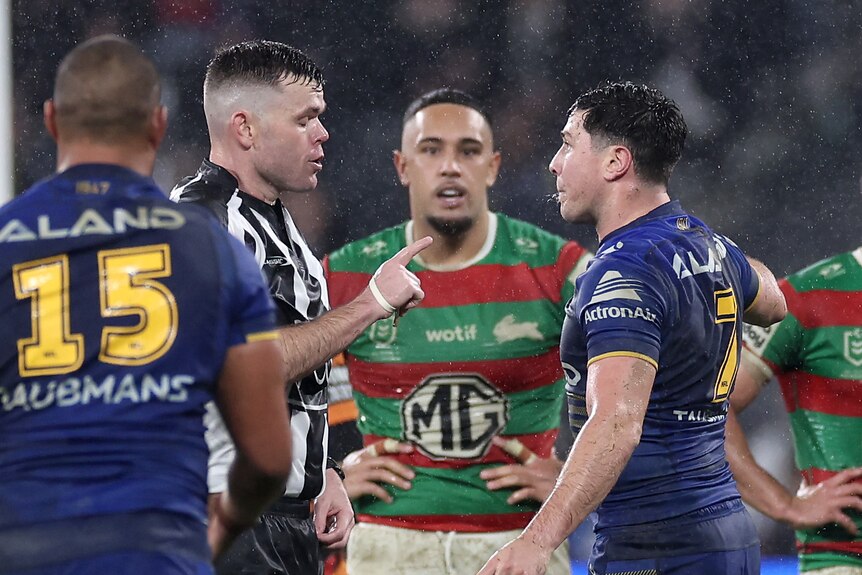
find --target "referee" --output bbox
[173,40,431,575]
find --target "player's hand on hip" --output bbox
[366,236,432,320]
[789,467,862,535]
[476,536,550,575]
[314,468,355,549]
[342,439,415,502]
[480,436,563,504]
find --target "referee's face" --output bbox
[395,103,500,236]
[257,78,329,194]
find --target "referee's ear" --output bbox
[231,111,254,151]
[43,100,59,142]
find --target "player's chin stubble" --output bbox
[426,215,474,237]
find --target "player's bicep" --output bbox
[741,257,786,327]
[586,355,656,431]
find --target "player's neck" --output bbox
[55,140,155,177]
[596,185,670,242]
[412,211,491,268]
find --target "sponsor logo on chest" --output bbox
[401,374,508,459]
[422,315,545,344]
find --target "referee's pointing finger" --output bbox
[396,236,433,262]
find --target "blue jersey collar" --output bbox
[57,163,154,185]
[600,200,684,248]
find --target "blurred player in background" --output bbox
[172,40,431,575]
[0,35,293,574]
[325,88,591,575]
[480,81,787,575]
[727,245,862,574]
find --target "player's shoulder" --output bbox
[576,233,670,305]
[784,248,862,293]
[0,177,52,220]
[581,243,655,286]
[589,228,662,273]
[327,222,408,272]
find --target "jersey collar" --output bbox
[57,163,155,187]
[600,200,684,248]
[199,159,284,213]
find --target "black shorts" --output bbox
[215,498,321,575]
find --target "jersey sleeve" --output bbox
[742,278,803,375]
[561,243,592,303]
[577,253,667,369]
[717,234,760,310]
[216,226,279,346]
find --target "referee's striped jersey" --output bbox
[171,159,330,501]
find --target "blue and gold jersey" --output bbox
[0,164,276,532]
[561,201,759,530]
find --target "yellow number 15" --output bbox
[13,244,177,377]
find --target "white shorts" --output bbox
[346,522,571,575]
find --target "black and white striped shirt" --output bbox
[172,159,330,501]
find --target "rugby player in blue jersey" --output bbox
[0,36,295,574]
[479,82,787,575]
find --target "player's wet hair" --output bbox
[52,35,160,143]
[403,88,492,129]
[570,82,687,185]
[205,40,325,93]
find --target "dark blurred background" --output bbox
[14,0,862,559]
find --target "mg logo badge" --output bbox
[401,374,508,460]
[844,328,862,367]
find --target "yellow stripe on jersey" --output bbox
[742,273,762,313]
[587,351,658,369]
[246,330,280,343]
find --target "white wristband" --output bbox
[368,277,397,315]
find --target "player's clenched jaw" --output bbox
[395,103,500,239]
[548,111,603,226]
[253,77,328,197]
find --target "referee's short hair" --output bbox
[403,88,492,129]
[205,40,324,93]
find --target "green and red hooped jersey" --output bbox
[324,213,590,532]
[742,247,862,571]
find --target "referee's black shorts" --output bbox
[215,498,321,575]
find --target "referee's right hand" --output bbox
[366,236,432,320]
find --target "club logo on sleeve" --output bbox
[587,270,643,305]
[361,240,388,258]
[844,328,862,367]
[514,237,539,254]
[818,262,845,279]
